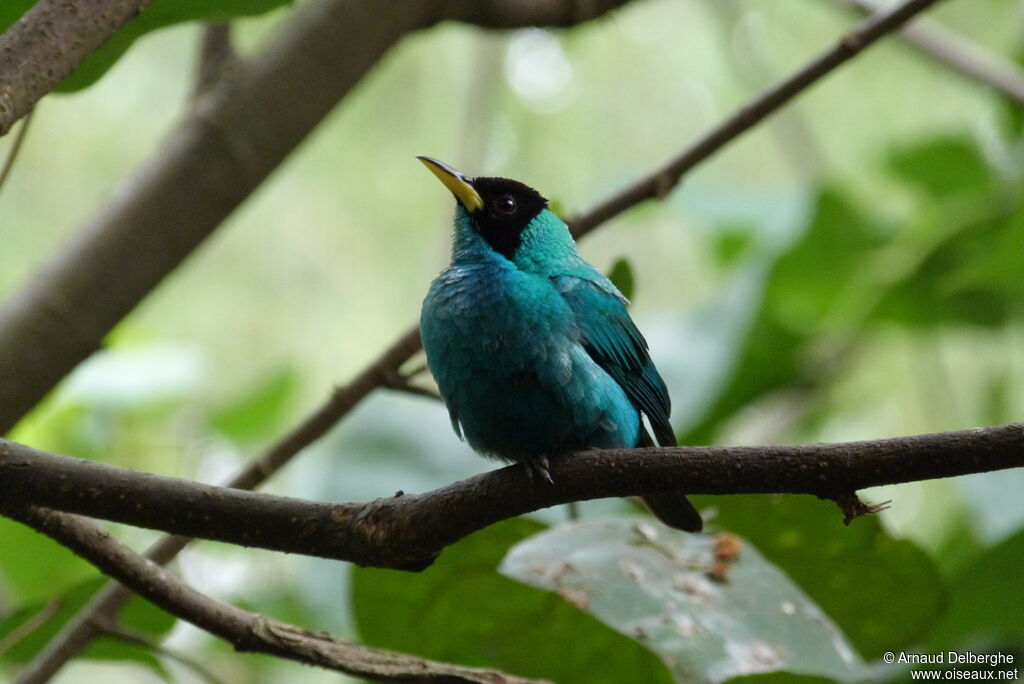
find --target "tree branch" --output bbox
[2,423,1020,571]
[0,108,33,191]
[836,0,1024,105]
[1,506,545,684]
[0,0,150,137]
[566,0,944,238]
[5,0,949,674]
[91,618,228,684]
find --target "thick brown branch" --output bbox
[2,424,1020,571]
[2,506,544,684]
[0,0,150,136]
[566,0,944,238]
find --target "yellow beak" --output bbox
[417,156,484,212]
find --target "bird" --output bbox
[417,156,702,533]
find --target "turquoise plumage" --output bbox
[418,157,701,532]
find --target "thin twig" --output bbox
[837,0,1024,104]
[192,23,236,101]
[381,368,443,401]
[566,0,946,238]
[0,109,34,193]
[91,618,229,684]
[0,599,60,657]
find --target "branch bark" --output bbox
[0,0,150,136]
[3,423,1021,571]
[1,506,545,684]
[0,0,635,435]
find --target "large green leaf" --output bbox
[692,495,947,660]
[765,188,888,333]
[887,136,994,199]
[209,367,299,442]
[873,203,1024,327]
[501,517,867,684]
[0,518,97,603]
[0,577,176,675]
[927,527,1024,648]
[352,518,672,683]
[682,189,884,444]
[0,0,293,93]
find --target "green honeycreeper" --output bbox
[418,157,702,533]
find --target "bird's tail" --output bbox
[641,492,703,533]
[636,426,703,532]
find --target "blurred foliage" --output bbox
[0,578,175,677]
[1,0,1023,681]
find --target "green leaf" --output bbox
[765,188,887,333]
[607,257,636,301]
[0,0,293,93]
[210,368,298,442]
[501,518,867,684]
[927,527,1024,648]
[873,204,1024,327]
[352,518,671,683]
[693,494,946,660]
[0,517,95,603]
[682,188,887,444]
[887,136,993,198]
[0,578,175,674]
[712,225,757,268]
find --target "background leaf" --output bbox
[352,518,672,683]
[501,517,867,684]
[0,578,176,675]
[692,495,947,660]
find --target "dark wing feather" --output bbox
[552,275,675,447]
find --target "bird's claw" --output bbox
[525,456,554,486]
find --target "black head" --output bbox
[418,157,548,260]
[466,176,548,259]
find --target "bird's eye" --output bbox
[494,196,517,215]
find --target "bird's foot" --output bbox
[524,456,554,486]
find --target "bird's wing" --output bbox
[552,273,675,447]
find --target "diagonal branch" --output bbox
[0,0,151,137]
[567,0,945,238]
[1,505,545,684]
[836,0,1024,105]
[3,423,1021,571]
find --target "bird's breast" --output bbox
[420,263,638,459]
